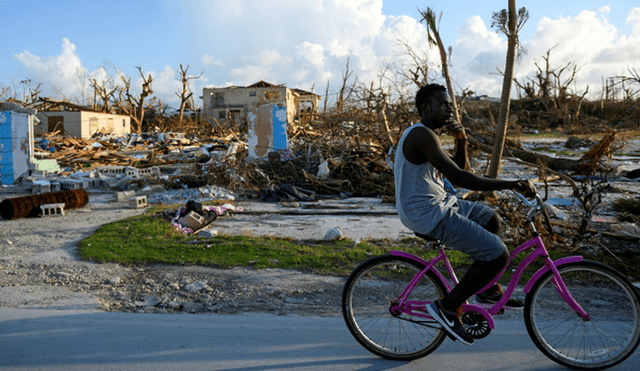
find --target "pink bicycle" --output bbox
[342,191,640,370]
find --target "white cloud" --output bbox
[201,54,223,66]
[14,39,196,107]
[14,5,640,108]
[628,7,640,35]
[450,9,640,98]
[149,66,181,101]
[187,0,430,92]
[14,38,87,100]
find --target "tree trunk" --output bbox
[488,0,517,178]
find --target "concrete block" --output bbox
[129,195,147,208]
[40,203,65,217]
[178,211,204,230]
[32,180,51,194]
[116,190,136,201]
[60,179,87,190]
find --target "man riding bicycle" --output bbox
[394,83,536,345]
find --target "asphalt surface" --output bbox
[2,308,640,370]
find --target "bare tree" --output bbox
[0,85,10,100]
[89,77,119,113]
[175,64,202,126]
[116,66,154,133]
[487,1,528,179]
[612,67,640,100]
[336,58,357,114]
[419,8,471,169]
[418,8,460,123]
[28,82,43,103]
[394,37,433,89]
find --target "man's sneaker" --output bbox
[427,299,474,346]
[475,284,524,309]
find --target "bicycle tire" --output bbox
[342,254,448,360]
[524,260,640,370]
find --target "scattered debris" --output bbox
[324,227,346,241]
[167,200,243,234]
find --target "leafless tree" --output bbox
[175,64,202,126]
[394,37,433,89]
[89,77,119,113]
[612,67,640,100]
[28,82,43,103]
[116,66,154,133]
[336,58,357,114]
[0,82,12,100]
[418,8,460,123]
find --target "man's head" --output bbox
[415,83,453,127]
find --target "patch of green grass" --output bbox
[78,210,638,282]
[78,210,476,276]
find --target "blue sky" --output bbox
[2,1,639,108]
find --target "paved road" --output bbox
[2,308,640,370]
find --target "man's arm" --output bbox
[405,126,515,192]
[448,122,470,171]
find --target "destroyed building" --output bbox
[33,98,131,139]
[201,81,321,158]
[201,81,320,130]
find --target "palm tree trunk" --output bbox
[488,0,517,178]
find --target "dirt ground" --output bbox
[1,136,639,318]
[0,192,352,317]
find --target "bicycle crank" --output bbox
[461,311,491,339]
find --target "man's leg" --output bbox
[441,250,508,310]
[427,203,509,311]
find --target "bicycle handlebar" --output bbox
[512,190,546,223]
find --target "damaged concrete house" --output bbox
[34,98,131,139]
[201,81,320,159]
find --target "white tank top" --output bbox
[394,123,457,234]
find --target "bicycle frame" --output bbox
[389,232,589,331]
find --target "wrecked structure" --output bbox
[0,102,38,185]
[33,98,131,139]
[201,81,321,159]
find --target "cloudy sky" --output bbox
[2,1,639,108]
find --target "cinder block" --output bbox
[32,180,51,194]
[60,179,84,190]
[40,203,65,217]
[116,190,136,201]
[129,195,147,208]
[178,211,204,230]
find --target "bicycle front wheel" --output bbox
[525,261,640,370]
[342,255,447,360]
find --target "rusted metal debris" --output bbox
[0,189,88,220]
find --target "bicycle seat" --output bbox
[414,232,439,243]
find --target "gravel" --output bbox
[0,191,346,317]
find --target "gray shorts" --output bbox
[427,199,507,262]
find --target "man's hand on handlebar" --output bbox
[513,179,537,199]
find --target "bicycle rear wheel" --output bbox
[342,254,447,360]
[524,261,640,370]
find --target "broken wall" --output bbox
[202,85,297,130]
[248,103,288,159]
[0,111,34,185]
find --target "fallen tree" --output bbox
[468,130,625,175]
